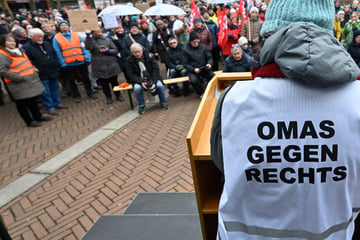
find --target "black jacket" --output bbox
[125,51,162,85]
[348,41,360,67]
[22,40,60,80]
[122,33,150,60]
[152,27,174,62]
[111,32,127,69]
[165,44,186,69]
[183,43,213,73]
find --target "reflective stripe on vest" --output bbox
[55,32,85,64]
[224,210,357,239]
[0,49,36,83]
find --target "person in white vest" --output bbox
[210,0,360,239]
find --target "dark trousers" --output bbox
[15,96,42,124]
[212,46,220,71]
[168,68,190,93]
[0,217,11,240]
[62,64,93,97]
[188,69,214,95]
[98,76,121,99]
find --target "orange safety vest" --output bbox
[0,49,36,83]
[54,32,85,64]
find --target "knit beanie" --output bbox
[260,0,335,36]
[353,28,360,39]
[156,19,164,25]
[131,16,139,23]
[140,19,148,26]
[58,20,70,27]
[189,31,200,42]
[238,36,248,46]
[129,22,139,29]
[194,17,202,23]
[250,7,259,14]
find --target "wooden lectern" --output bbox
[186,72,252,240]
[186,72,360,240]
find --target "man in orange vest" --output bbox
[53,20,97,103]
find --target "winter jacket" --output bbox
[341,20,360,49]
[222,26,240,56]
[85,35,121,79]
[347,41,360,67]
[125,51,162,85]
[193,26,213,52]
[241,16,263,51]
[122,32,151,60]
[0,47,44,100]
[204,19,218,48]
[111,32,127,70]
[164,44,186,69]
[152,27,174,62]
[183,43,213,73]
[22,39,60,80]
[223,53,250,72]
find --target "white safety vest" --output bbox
[218,78,360,240]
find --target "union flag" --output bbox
[190,0,201,31]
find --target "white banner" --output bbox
[102,15,119,29]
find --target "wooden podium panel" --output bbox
[186,72,252,240]
[186,71,360,240]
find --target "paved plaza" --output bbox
[0,83,201,239]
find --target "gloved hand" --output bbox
[228,34,234,39]
[248,40,255,46]
[175,64,184,71]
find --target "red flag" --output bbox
[64,5,68,13]
[217,7,222,26]
[217,8,228,48]
[83,0,91,9]
[237,0,246,19]
[190,0,201,30]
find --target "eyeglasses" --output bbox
[169,42,177,45]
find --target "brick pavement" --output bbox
[0,89,132,189]
[0,88,201,239]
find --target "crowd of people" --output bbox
[0,0,360,127]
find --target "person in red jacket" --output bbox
[222,14,240,60]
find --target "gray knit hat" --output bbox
[260,0,335,36]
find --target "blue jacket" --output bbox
[223,53,250,73]
[204,19,218,48]
[52,32,90,67]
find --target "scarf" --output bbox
[6,47,22,56]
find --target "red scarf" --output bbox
[251,63,286,79]
[252,63,360,80]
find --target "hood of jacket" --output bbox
[260,22,360,87]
